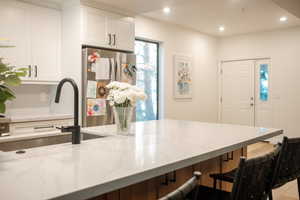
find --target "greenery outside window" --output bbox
[135,39,159,121]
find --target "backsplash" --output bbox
[6,85,53,117]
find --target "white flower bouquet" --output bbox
[106,81,147,135]
[106,81,147,107]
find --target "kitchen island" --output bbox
[0,119,283,200]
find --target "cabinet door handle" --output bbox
[34,125,54,130]
[108,34,112,45]
[34,65,37,78]
[28,65,32,77]
[161,174,169,185]
[113,34,116,46]
[223,151,234,162]
[169,171,177,183]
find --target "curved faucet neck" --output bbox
[55,78,79,126]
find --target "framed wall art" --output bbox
[173,55,193,99]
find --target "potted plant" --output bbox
[106,81,146,135]
[0,39,27,117]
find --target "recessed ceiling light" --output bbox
[163,7,171,14]
[280,16,288,22]
[219,26,225,32]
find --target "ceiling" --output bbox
[272,0,300,18]
[46,0,300,37]
[144,0,300,36]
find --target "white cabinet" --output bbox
[81,6,135,52]
[30,5,61,83]
[0,0,61,84]
[82,7,109,48]
[107,14,135,52]
[0,1,31,81]
[116,17,135,52]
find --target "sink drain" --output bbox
[16,150,26,154]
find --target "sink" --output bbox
[0,133,104,152]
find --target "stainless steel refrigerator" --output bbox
[82,47,136,127]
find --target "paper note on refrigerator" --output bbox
[95,58,110,80]
[87,98,106,116]
[87,80,97,98]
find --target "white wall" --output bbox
[135,17,219,122]
[50,0,82,118]
[219,26,300,139]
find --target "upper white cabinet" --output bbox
[30,5,61,83]
[81,7,135,52]
[0,1,31,81]
[82,7,108,48]
[0,0,61,84]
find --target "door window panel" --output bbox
[259,64,269,101]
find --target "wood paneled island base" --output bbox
[90,147,247,200]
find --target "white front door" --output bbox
[220,60,255,126]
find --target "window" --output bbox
[259,64,269,101]
[134,39,159,121]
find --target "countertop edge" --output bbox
[52,129,283,200]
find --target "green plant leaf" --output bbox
[0,101,6,114]
[0,58,27,114]
[4,74,21,86]
[15,71,27,77]
[0,86,15,101]
[17,68,28,76]
[0,62,9,73]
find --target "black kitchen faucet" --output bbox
[55,78,81,144]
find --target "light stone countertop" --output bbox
[0,119,283,200]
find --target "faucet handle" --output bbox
[57,125,80,133]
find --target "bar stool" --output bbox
[269,136,300,200]
[159,171,201,200]
[199,148,279,200]
[210,143,280,192]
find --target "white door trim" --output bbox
[220,57,271,63]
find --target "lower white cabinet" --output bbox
[0,0,61,84]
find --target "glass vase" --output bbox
[113,106,133,135]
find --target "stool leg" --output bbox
[268,190,273,200]
[297,177,300,199]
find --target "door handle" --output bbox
[113,34,116,46]
[161,174,169,185]
[250,103,254,106]
[28,65,32,77]
[169,171,177,183]
[223,151,234,162]
[108,34,112,45]
[34,65,37,78]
